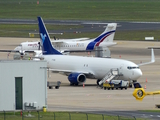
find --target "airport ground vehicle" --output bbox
[103,80,129,90]
[47,81,61,89]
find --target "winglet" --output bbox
[138,48,155,66]
[151,48,155,63]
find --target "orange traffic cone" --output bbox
[144,85,146,89]
[83,83,85,88]
[146,78,147,83]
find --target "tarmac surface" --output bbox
[1,37,160,119]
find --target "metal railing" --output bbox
[0,110,148,120]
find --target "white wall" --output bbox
[0,60,47,111]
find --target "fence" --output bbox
[0,110,146,120]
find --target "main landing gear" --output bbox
[97,79,101,85]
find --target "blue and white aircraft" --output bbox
[38,16,155,85]
[14,22,117,54]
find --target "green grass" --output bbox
[0,111,144,120]
[140,110,160,113]
[0,0,160,21]
[115,30,160,41]
[0,0,160,39]
[0,23,159,41]
[0,24,83,38]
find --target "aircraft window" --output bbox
[127,66,139,69]
[127,67,131,69]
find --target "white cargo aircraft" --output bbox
[37,16,155,85]
[14,22,117,55]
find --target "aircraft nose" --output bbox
[14,46,20,50]
[134,69,142,79]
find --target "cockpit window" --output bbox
[127,66,139,69]
[18,45,22,47]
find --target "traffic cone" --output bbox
[144,85,146,89]
[83,83,85,88]
[146,78,147,83]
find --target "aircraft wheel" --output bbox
[97,79,101,85]
[75,83,79,86]
[70,83,74,86]
[129,83,132,88]
[55,86,59,89]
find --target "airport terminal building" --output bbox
[0,60,47,111]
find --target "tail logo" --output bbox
[40,33,46,44]
[86,31,115,50]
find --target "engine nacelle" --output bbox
[68,73,86,85]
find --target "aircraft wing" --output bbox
[49,68,95,77]
[138,48,155,66]
[0,50,35,53]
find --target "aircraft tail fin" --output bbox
[86,23,117,50]
[94,23,117,43]
[37,17,62,55]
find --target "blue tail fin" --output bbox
[37,17,62,55]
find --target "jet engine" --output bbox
[68,73,86,85]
